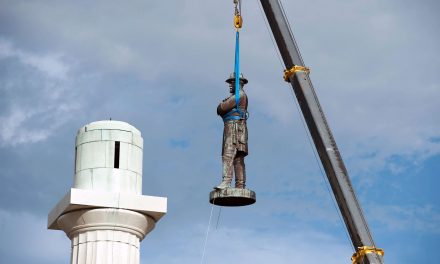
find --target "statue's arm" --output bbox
[217,95,236,116]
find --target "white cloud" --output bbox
[368,204,440,234]
[0,38,69,80]
[143,225,353,264]
[0,39,80,146]
[22,53,69,80]
[0,103,78,146]
[0,107,47,145]
[0,1,438,263]
[268,0,440,177]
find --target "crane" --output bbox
[257,1,385,263]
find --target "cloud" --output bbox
[368,204,440,234]
[273,0,440,177]
[0,209,352,264]
[0,107,50,145]
[0,0,439,263]
[143,224,352,264]
[0,39,80,146]
[0,209,69,264]
[0,38,69,80]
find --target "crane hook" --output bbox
[234,15,243,29]
[233,0,242,29]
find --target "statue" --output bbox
[215,73,249,190]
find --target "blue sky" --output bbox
[0,0,439,263]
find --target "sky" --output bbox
[0,0,439,263]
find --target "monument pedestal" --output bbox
[209,188,256,206]
[47,121,167,264]
[57,208,153,264]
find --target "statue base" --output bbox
[209,188,256,206]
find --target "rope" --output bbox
[201,4,241,260]
[200,198,216,264]
[215,207,222,229]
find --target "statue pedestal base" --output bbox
[209,188,256,206]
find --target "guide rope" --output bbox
[201,3,243,260]
[215,206,222,229]
[200,198,216,264]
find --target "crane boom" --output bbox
[258,1,384,263]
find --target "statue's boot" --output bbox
[215,156,234,190]
[234,156,246,189]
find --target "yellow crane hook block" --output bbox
[234,15,243,29]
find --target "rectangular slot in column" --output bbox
[114,141,120,168]
[74,146,77,172]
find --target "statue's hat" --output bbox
[226,72,248,84]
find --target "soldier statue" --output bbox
[215,73,249,190]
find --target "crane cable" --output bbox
[257,0,354,256]
[276,0,380,258]
[200,3,244,263]
[233,0,242,116]
[222,0,248,122]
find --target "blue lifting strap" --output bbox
[234,31,240,109]
[223,31,247,122]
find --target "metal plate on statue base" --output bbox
[209,188,256,206]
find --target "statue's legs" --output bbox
[234,153,246,188]
[215,148,236,190]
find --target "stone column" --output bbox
[48,121,167,264]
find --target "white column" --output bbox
[48,121,167,264]
[58,208,154,264]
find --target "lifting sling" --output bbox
[222,0,247,122]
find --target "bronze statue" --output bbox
[215,73,249,190]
